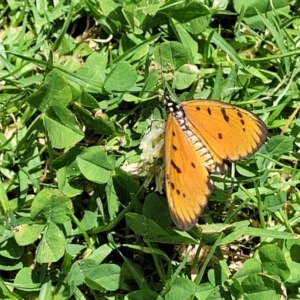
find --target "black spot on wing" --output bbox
[207,107,212,115]
[221,108,230,122]
[218,133,222,139]
[171,159,181,173]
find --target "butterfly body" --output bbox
[163,92,267,230]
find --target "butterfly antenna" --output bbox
[158,47,165,92]
[158,46,169,107]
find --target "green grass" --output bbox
[1,0,300,299]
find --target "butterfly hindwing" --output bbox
[182,100,267,163]
[164,114,213,230]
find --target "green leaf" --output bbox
[167,1,210,22]
[99,0,126,33]
[43,106,84,149]
[0,237,23,259]
[31,189,72,224]
[73,103,117,136]
[264,192,286,212]
[14,267,40,289]
[126,212,169,238]
[122,0,161,31]
[233,258,262,280]
[165,277,196,300]
[286,261,300,286]
[126,213,198,244]
[106,178,119,220]
[77,146,115,184]
[65,244,86,256]
[0,256,23,271]
[194,282,215,300]
[56,167,83,197]
[14,224,45,246]
[259,244,290,282]
[80,210,97,231]
[143,193,171,229]
[76,52,108,89]
[113,168,141,198]
[241,273,282,299]
[78,89,101,109]
[54,146,84,197]
[180,14,211,35]
[233,0,290,30]
[86,263,121,291]
[173,64,199,90]
[36,222,66,263]
[69,260,121,291]
[103,61,138,93]
[155,41,190,70]
[266,135,294,155]
[27,69,72,111]
[233,0,288,17]
[125,290,163,300]
[89,244,114,264]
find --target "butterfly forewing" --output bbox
[164,114,213,230]
[182,100,267,162]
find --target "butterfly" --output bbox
[163,92,267,230]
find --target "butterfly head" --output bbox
[163,91,187,128]
[163,92,182,113]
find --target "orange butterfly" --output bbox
[164,92,267,230]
